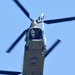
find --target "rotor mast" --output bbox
[31,18,38,27]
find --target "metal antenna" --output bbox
[41,13,47,46]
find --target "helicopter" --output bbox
[0,0,75,75]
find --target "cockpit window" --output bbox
[29,28,43,39]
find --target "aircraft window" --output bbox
[29,28,43,39]
[30,57,38,66]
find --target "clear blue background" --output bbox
[0,0,75,75]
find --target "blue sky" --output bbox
[0,0,75,75]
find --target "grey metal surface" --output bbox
[22,40,44,75]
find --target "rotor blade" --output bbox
[0,70,21,74]
[6,29,29,53]
[45,39,61,58]
[44,17,75,24]
[13,0,32,21]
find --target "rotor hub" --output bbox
[31,18,38,27]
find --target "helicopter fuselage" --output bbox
[22,26,45,75]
